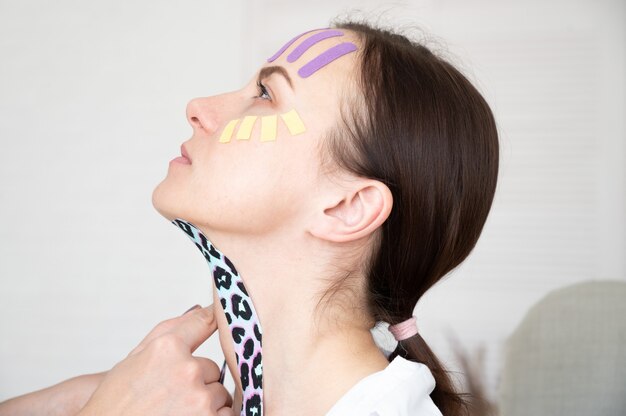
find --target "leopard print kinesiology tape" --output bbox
[172,218,264,416]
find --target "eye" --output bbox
[254,80,272,101]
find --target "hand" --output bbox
[78,304,234,416]
[0,372,106,416]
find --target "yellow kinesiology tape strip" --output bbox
[236,116,258,140]
[260,115,278,142]
[219,109,305,143]
[219,119,240,143]
[280,109,306,135]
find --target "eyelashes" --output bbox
[254,80,272,101]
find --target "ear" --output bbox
[309,179,393,243]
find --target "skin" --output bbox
[77,305,234,416]
[0,372,105,416]
[0,306,233,416]
[0,28,394,416]
[152,28,393,415]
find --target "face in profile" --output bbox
[151,28,360,237]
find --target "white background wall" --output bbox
[1,0,624,403]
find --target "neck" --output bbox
[175,218,389,415]
[262,327,389,415]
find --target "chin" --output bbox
[151,179,182,223]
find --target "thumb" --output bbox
[169,303,218,353]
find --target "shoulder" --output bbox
[326,356,443,416]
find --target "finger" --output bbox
[216,406,236,416]
[169,304,218,353]
[193,356,222,384]
[183,304,202,315]
[205,381,234,411]
[128,327,167,356]
[127,315,180,357]
[129,304,209,357]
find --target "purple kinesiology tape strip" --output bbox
[286,29,344,62]
[298,42,358,78]
[266,28,327,62]
[171,218,264,416]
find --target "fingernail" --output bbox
[183,304,201,315]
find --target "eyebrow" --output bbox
[258,65,294,91]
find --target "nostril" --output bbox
[186,98,218,133]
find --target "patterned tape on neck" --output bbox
[171,218,264,416]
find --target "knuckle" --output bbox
[195,306,216,327]
[155,317,178,331]
[150,333,180,351]
[207,382,229,408]
[180,360,202,379]
[204,358,221,376]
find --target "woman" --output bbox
[0,19,498,416]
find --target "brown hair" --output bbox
[317,19,500,415]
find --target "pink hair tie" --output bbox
[388,316,418,341]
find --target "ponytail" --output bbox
[321,16,500,416]
[388,332,468,415]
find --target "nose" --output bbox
[185,97,219,135]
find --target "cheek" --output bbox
[192,142,313,234]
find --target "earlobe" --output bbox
[309,180,393,243]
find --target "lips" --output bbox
[181,144,192,163]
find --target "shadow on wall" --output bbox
[456,280,626,416]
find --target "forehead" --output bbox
[263,28,360,92]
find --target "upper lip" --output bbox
[181,144,192,162]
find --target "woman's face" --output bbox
[152,29,360,235]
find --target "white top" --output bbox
[325,356,443,416]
